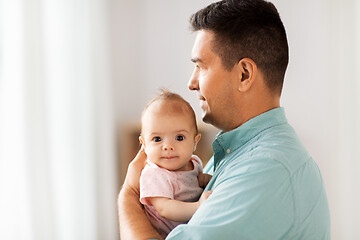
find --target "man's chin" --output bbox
[202,112,222,129]
[202,112,212,125]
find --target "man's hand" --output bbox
[198,173,212,188]
[122,145,147,193]
[199,190,212,205]
[118,146,163,240]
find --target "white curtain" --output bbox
[0,0,118,240]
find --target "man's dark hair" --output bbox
[190,0,289,95]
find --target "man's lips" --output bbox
[198,95,206,108]
[198,95,205,101]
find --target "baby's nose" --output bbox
[162,143,174,151]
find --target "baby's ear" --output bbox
[193,133,201,151]
[139,135,145,147]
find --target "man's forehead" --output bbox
[191,30,216,62]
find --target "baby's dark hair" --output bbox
[141,89,199,134]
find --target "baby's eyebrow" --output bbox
[149,132,161,136]
[175,129,190,133]
[148,129,190,136]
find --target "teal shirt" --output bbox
[166,108,330,240]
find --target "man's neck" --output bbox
[224,98,280,132]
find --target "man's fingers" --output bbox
[199,190,212,204]
[132,145,147,167]
[123,146,148,192]
[203,190,212,199]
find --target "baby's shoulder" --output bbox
[190,155,203,172]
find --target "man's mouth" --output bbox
[198,94,205,101]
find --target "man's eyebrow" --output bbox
[191,57,203,63]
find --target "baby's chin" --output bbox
[147,160,179,171]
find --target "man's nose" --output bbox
[188,69,199,91]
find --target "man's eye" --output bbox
[176,135,184,141]
[196,65,202,70]
[153,137,161,142]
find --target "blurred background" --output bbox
[0,0,359,239]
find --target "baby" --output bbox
[139,89,212,238]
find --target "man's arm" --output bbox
[166,160,294,240]
[148,191,212,222]
[117,147,163,240]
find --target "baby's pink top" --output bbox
[139,155,204,238]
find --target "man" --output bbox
[118,0,331,239]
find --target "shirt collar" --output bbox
[212,107,288,170]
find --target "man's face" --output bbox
[188,30,239,131]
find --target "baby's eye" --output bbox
[176,135,184,141]
[152,137,161,142]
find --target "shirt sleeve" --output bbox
[166,158,295,239]
[140,165,176,206]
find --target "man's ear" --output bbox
[193,133,201,152]
[237,58,257,92]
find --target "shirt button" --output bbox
[226,149,231,154]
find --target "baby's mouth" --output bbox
[162,156,177,160]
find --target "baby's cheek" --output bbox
[145,148,158,160]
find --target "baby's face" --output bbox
[140,103,200,171]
